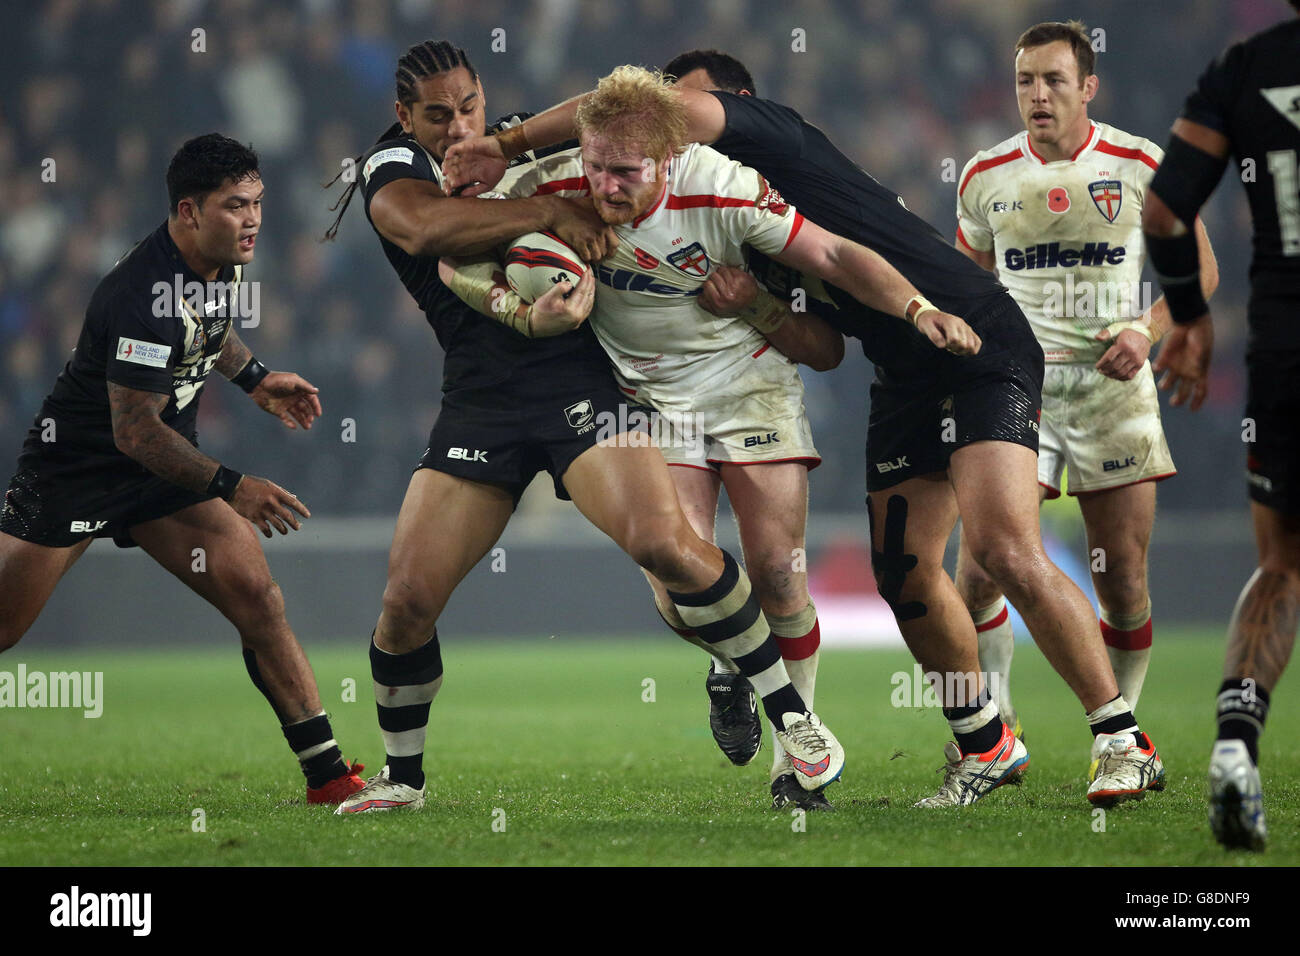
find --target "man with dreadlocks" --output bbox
[328,40,846,814]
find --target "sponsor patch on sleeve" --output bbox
[115,337,171,368]
[755,175,789,216]
[363,147,415,185]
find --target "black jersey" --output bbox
[1180,18,1300,349]
[359,115,609,392]
[27,221,237,459]
[708,91,1013,379]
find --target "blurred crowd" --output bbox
[0,0,1284,515]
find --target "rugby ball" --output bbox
[504,231,589,303]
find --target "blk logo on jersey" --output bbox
[668,242,711,277]
[565,399,595,430]
[1089,179,1123,223]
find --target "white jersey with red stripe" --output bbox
[956,121,1163,362]
[503,143,805,401]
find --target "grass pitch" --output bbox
[1,629,1295,866]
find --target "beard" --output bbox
[594,197,637,225]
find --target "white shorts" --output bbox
[620,344,820,472]
[1038,361,1175,497]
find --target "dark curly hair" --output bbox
[662,49,756,95]
[166,133,260,214]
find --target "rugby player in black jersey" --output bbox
[325,41,847,814]
[0,134,366,805]
[445,51,1167,808]
[1143,0,1300,851]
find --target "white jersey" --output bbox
[957,121,1163,362]
[505,143,805,402]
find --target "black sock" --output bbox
[283,713,348,789]
[1217,677,1270,764]
[1088,695,1139,737]
[942,688,1003,755]
[371,630,443,790]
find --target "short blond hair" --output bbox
[575,65,688,163]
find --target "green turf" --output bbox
[0,630,1294,866]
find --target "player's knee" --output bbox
[955,560,1002,611]
[229,574,286,631]
[380,581,444,639]
[870,549,939,612]
[968,538,1041,598]
[618,509,695,580]
[1094,573,1149,618]
[626,529,690,581]
[748,553,807,615]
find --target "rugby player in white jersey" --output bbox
[499,75,844,810]
[955,21,1218,731]
[441,65,982,807]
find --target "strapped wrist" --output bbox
[1105,320,1154,343]
[737,286,789,334]
[494,123,531,161]
[207,465,243,501]
[904,293,939,326]
[231,357,269,393]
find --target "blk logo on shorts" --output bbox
[447,447,488,462]
[565,400,595,430]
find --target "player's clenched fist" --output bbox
[916,310,982,356]
[442,135,508,197]
[699,265,758,316]
[230,475,311,537]
[1093,327,1152,382]
[529,267,597,337]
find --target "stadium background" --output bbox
[0,0,1282,646]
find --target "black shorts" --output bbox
[865,298,1044,492]
[0,441,213,548]
[416,364,635,502]
[1245,348,1300,514]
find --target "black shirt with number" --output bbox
[1179,18,1300,350]
[25,221,237,461]
[359,115,610,392]
[707,91,1024,384]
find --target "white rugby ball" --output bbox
[504,231,589,304]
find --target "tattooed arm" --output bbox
[107,381,310,535]
[108,382,220,493]
[215,327,254,380]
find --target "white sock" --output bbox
[768,603,820,781]
[972,597,1015,720]
[1100,602,1152,714]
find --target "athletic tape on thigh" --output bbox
[869,495,927,622]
